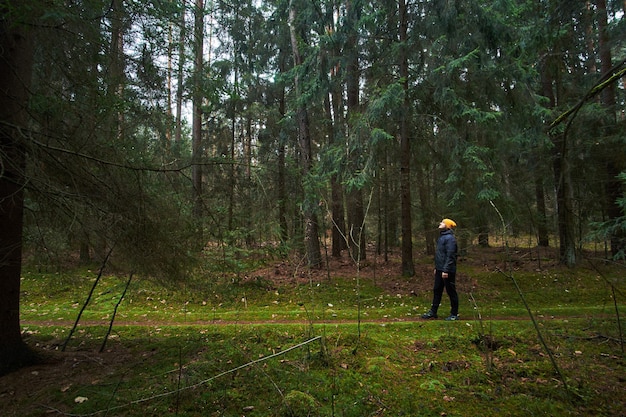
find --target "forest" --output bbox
[1,0,626,411]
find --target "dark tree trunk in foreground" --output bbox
[0,17,39,376]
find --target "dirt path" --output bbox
[21,314,591,328]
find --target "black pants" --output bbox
[431,270,459,316]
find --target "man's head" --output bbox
[439,218,457,230]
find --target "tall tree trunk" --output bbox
[597,0,625,257]
[552,131,576,266]
[325,5,347,257]
[228,69,238,232]
[110,0,125,141]
[192,0,204,219]
[542,60,576,266]
[345,0,366,263]
[324,91,346,258]
[288,3,322,267]
[0,16,39,375]
[398,0,414,277]
[174,0,186,145]
[328,67,347,258]
[244,116,253,245]
[166,18,173,144]
[380,150,391,261]
[277,55,289,245]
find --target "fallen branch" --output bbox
[61,247,114,352]
[490,200,580,402]
[47,336,323,417]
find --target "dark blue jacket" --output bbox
[435,229,457,273]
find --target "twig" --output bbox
[584,257,625,356]
[495,267,574,398]
[48,336,323,417]
[61,246,114,352]
[490,201,579,401]
[99,272,133,353]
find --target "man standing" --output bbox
[422,218,459,321]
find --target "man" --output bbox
[422,218,459,321]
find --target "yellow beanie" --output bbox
[442,218,457,229]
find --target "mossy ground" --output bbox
[3,246,625,416]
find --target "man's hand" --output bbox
[442,272,448,279]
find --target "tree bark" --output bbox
[542,60,576,266]
[345,0,366,263]
[192,0,204,219]
[277,61,289,245]
[174,0,186,145]
[324,91,347,257]
[288,3,322,267]
[0,16,39,375]
[535,176,549,247]
[398,0,414,277]
[109,0,125,141]
[417,165,435,256]
[597,0,625,257]
[325,6,347,258]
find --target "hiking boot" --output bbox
[444,315,459,321]
[421,310,438,319]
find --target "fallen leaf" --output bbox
[74,396,89,404]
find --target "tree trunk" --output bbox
[277,66,289,245]
[381,151,391,261]
[417,165,435,256]
[398,0,414,277]
[542,55,576,266]
[552,132,577,266]
[0,17,39,376]
[535,176,549,247]
[597,0,625,257]
[345,0,366,263]
[174,0,186,145]
[326,6,347,258]
[325,91,346,257]
[288,3,322,267]
[330,93,347,257]
[192,0,204,219]
[109,0,125,141]
[544,67,576,265]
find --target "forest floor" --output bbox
[3,245,625,417]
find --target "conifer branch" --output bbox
[548,58,626,132]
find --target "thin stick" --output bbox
[99,272,133,353]
[51,336,323,417]
[490,201,577,400]
[61,247,114,352]
[584,257,625,355]
[495,267,572,397]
